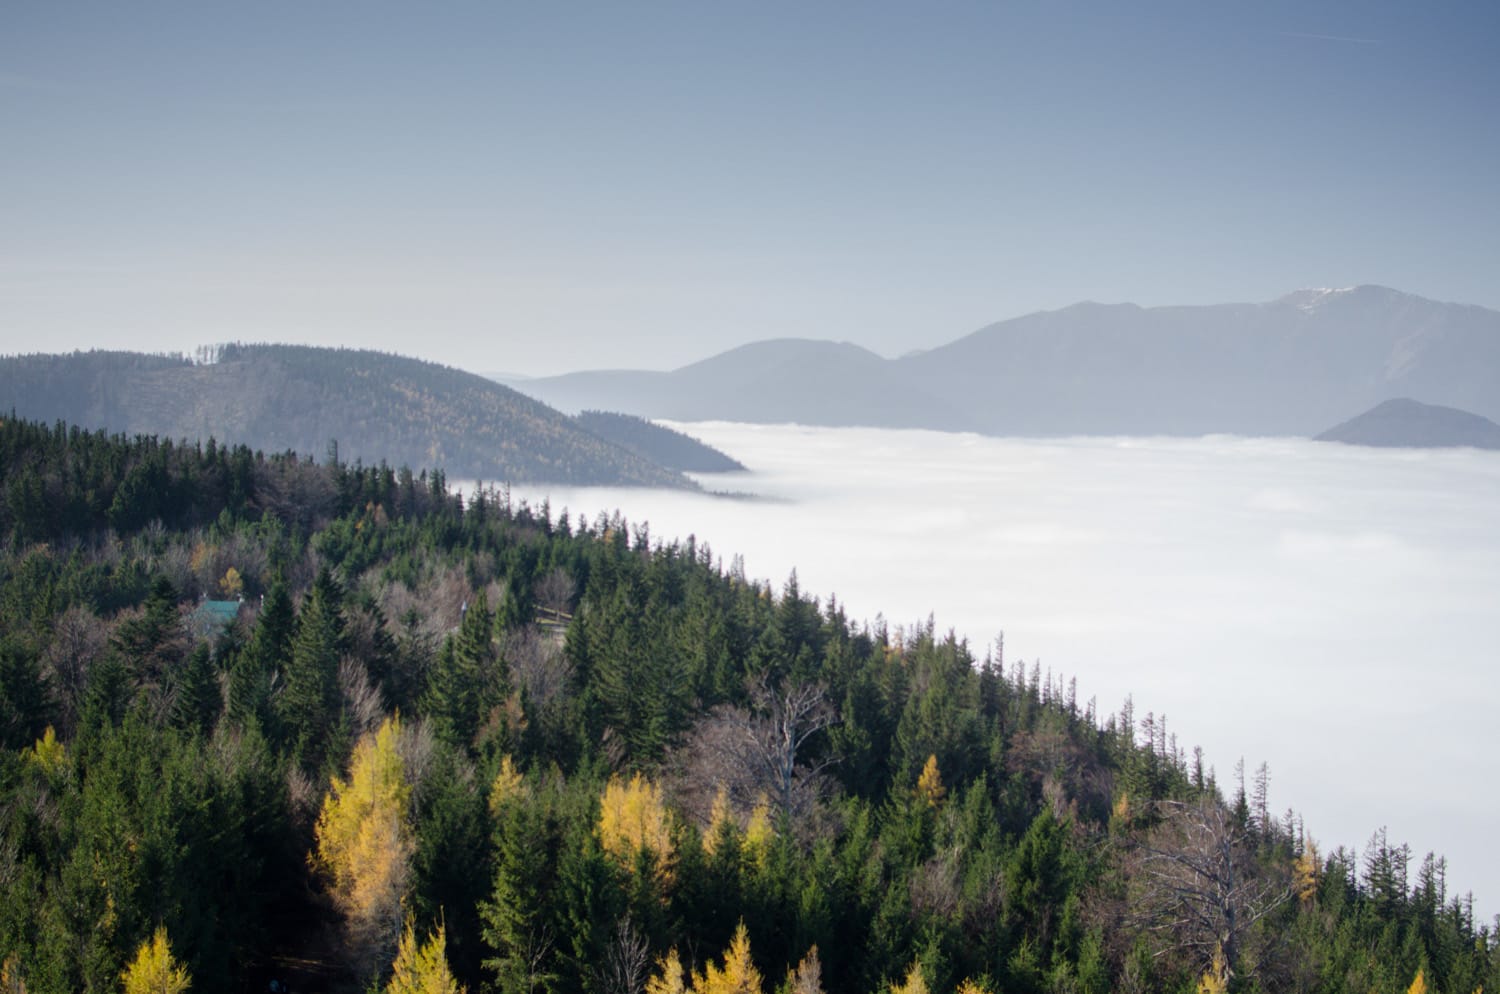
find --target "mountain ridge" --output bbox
[0,344,698,487]
[510,286,1500,436]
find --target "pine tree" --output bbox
[280,569,345,773]
[228,578,294,734]
[424,590,496,750]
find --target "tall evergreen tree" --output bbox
[278,568,345,773]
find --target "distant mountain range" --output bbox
[0,345,701,487]
[1317,398,1500,450]
[508,286,1500,437]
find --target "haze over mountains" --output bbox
[512,286,1500,437]
[0,344,699,488]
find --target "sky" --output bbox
[497,423,1500,919]
[3,1,1498,376]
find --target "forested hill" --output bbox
[0,416,1494,994]
[0,345,694,487]
[1316,398,1500,450]
[575,410,746,472]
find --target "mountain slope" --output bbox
[574,411,745,472]
[513,287,1500,437]
[1315,397,1500,450]
[0,344,695,487]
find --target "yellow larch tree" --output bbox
[1407,969,1428,994]
[120,926,191,994]
[218,566,244,599]
[1,954,26,994]
[692,922,763,994]
[743,796,774,865]
[702,786,735,857]
[28,726,66,778]
[312,714,414,974]
[953,981,991,994]
[1293,835,1321,907]
[915,755,945,809]
[488,754,525,816]
[598,772,675,883]
[386,920,465,994]
[646,949,687,994]
[890,961,928,994]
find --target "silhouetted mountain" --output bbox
[1315,397,1500,450]
[514,287,1500,437]
[0,345,695,487]
[575,410,745,472]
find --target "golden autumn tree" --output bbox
[599,772,675,883]
[645,924,766,994]
[312,714,414,977]
[915,755,946,809]
[218,566,244,599]
[488,754,525,815]
[702,787,736,857]
[120,926,191,994]
[386,920,465,994]
[890,961,929,994]
[1,954,26,994]
[646,949,687,994]
[1407,969,1428,994]
[1293,837,1321,906]
[953,981,991,994]
[692,923,763,994]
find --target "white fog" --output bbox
[493,422,1500,919]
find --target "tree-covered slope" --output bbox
[0,416,1494,994]
[0,344,694,487]
[575,410,746,472]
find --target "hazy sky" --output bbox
[3,2,1498,375]
[500,423,1500,918]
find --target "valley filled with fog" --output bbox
[498,422,1500,918]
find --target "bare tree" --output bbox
[1127,798,1289,983]
[504,624,572,710]
[672,676,838,828]
[535,568,575,622]
[596,915,651,994]
[743,676,839,818]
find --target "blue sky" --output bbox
[3,1,1497,375]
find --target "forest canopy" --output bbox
[0,415,1493,994]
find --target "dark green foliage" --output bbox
[0,415,1493,994]
[278,568,345,774]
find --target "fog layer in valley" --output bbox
[495,422,1500,917]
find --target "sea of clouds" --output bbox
[494,422,1500,920]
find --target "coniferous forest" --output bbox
[0,416,1495,994]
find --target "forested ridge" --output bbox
[0,416,1494,994]
[0,346,693,488]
